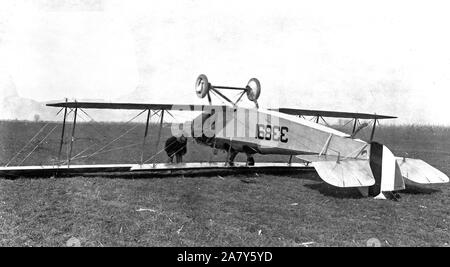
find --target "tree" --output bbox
[34,114,40,122]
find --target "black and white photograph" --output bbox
[0,0,449,250]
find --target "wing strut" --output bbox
[67,106,78,167]
[370,119,377,142]
[352,118,358,135]
[57,98,68,164]
[154,110,165,166]
[140,109,151,165]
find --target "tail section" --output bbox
[313,159,375,188]
[297,142,405,199]
[297,142,447,199]
[368,142,405,199]
[396,157,449,184]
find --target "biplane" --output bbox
[0,74,448,199]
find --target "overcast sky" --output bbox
[1,0,449,124]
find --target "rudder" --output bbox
[369,142,405,198]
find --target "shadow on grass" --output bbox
[304,181,441,199]
[304,182,365,199]
[402,184,440,195]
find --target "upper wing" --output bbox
[48,102,397,120]
[270,108,396,120]
[46,101,228,111]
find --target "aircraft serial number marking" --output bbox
[256,124,288,143]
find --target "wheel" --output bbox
[195,74,210,98]
[247,156,255,166]
[246,78,261,102]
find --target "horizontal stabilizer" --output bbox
[396,158,449,184]
[313,160,375,188]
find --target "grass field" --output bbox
[0,120,449,246]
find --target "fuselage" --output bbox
[190,106,370,159]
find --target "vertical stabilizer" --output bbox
[369,142,405,198]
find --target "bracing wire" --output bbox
[320,116,330,127]
[67,143,141,162]
[78,109,109,139]
[358,119,374,141]
[66,109,147,162]
[80,124,140,160]
[210,90,228,106]
[55,107,64,116]
[338,118,355,132]
[143,138,180,164]
[5,122,51,166]
[18,125,59,166]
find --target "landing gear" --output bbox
[246,155,255,166]
[227,150,238,166]
[225,148,255,167]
